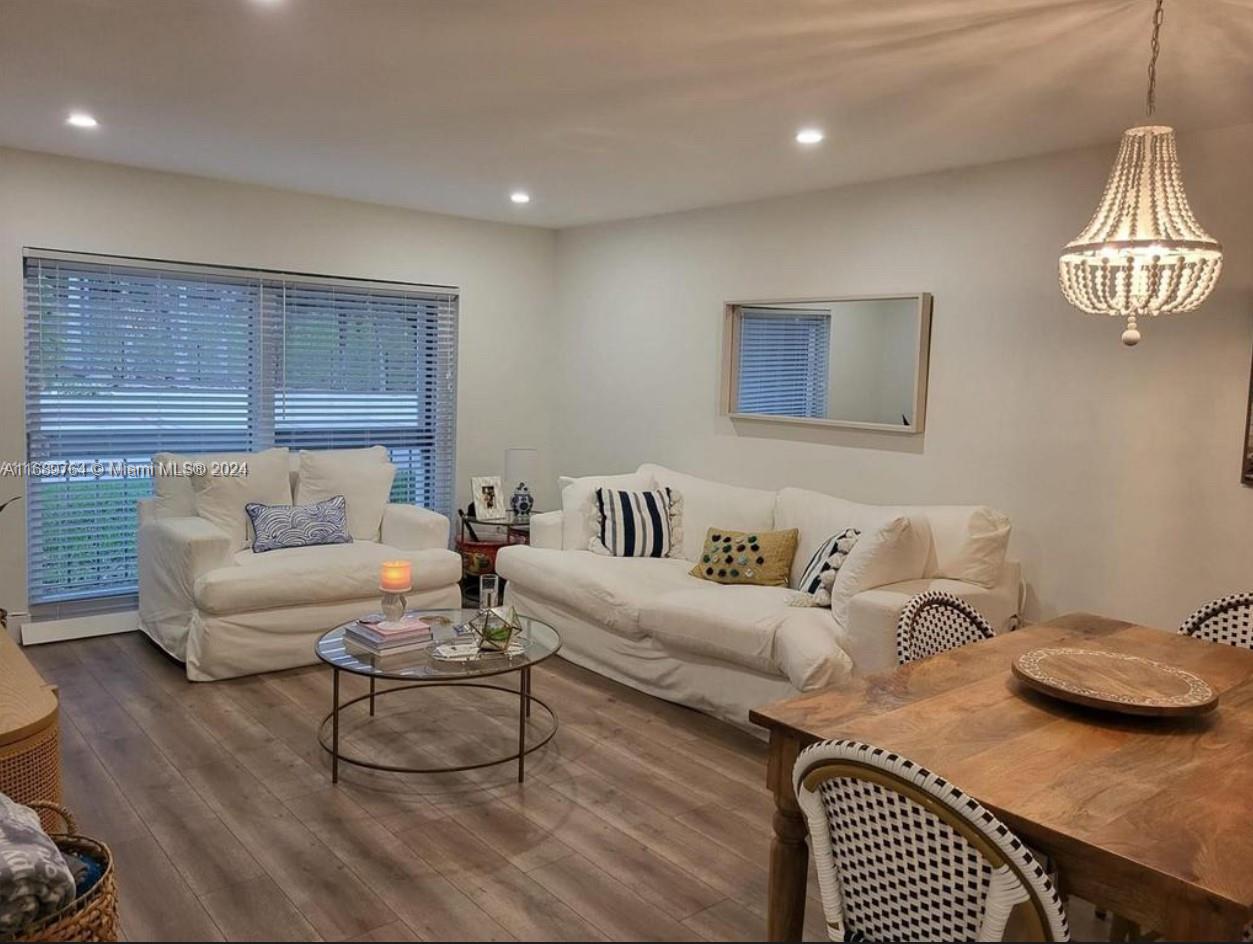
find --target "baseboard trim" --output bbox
[21,610,138,645]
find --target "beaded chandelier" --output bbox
[1058,0,1222,346]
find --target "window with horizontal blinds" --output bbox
[735,308,830,418]
[23,253,458,606]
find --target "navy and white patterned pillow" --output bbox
[245,495,353,553]
[797,528,860,599]
[590,487,679,558]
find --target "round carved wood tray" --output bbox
[1012,647,1218,717]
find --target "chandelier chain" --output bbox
[1146,0,1165,116]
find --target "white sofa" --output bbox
[137,447,462,681]
[497,463,1022,728]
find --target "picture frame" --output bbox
[470,475,507,520]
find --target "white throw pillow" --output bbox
[192,448,294,550]
[829,516,921,628]
[767,487,862,588]
[917,505,1011,588]
[154,448,272,519]
[296,452,396,541]
[559,471,655,551]
[637,464,776,562]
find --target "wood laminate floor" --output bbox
[24,632,829,942]
[25,633,1106,942]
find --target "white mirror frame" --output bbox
[720,293,933,434]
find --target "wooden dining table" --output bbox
[749,613,1253,942]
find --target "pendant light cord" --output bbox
[1146,0,1165,116]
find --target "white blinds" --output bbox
[23,253,458,605]
[736,308,830,418]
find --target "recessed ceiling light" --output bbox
[510,191,531,204]
[795,127,824,145]
[66,112,98,129]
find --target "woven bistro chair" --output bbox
[794,739,1070,943]
[1178,592,1253,650]
[896,590,995,665]
[1172,594,1253,944]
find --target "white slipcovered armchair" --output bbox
[137,447,462,681]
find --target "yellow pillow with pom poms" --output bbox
[689,527,798,587]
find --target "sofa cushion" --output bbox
[590,487,681,559]
[637,585,852,690]
[637,464,777,562]
[884,505,1011,588]
[152,448,282,520]
[775,487,929,588]
[296,450,396,541]
[245,495,352,553]
[192,448,294,551]
[690,527,797,587]
[559,471,655,551]
[796,527,860,601]
[830,516,923,628]
[194,542,461,616]
[494,545,696,639]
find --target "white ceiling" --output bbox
[1,0,1250,228]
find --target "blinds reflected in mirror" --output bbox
[736,308,831,419]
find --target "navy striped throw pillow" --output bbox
[797,527,860,595]
[591,487,677,558]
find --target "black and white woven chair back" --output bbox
[896,591,995,665]
[1178,592,1253,650]
[794,740,1070,943]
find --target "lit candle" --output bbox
[379,560,412,593]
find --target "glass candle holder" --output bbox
[380,560,413,621]
[479,573,500,611]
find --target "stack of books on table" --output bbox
[345,615,433,658]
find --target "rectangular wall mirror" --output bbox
[721,293,932,433]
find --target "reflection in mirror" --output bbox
[1244,352,1253,485]
[723,295,931,433]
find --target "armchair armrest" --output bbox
[529,510,563,550]
[382,504,450,550]
[138,516,234,614]
[843,561,1024,677]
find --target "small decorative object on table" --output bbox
[470,475,507,521]
[509,482,534,520]
[378,560,412,622]
[1012,646,1219,717]
[464,604,524,653]
[346,615,432,658]
[479,573,500,610]
[504,447,539,522]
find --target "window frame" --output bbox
[22,248,459,608]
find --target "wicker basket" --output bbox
[17,802,119,943]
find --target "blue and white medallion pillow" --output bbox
[245,495,353,553]
[590,487,683,558]
[795,527,860,606]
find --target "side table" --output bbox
[456,512,533,603]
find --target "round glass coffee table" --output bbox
[315,609,560,784]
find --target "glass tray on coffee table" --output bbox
[315,608,561,783]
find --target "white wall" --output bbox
[5,124,1252,633]
[550,123,1253,629]
[0,147,557,617]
